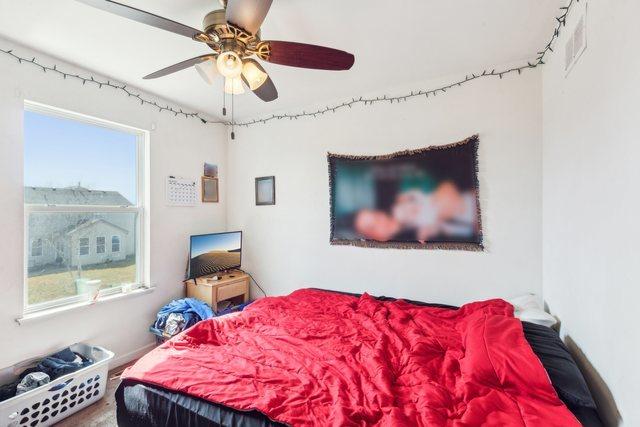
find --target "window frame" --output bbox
[96,236,106,254]
[79,237,91,256]
[23,101,149,315]
[111,235,121,253]
[31,238,43,258]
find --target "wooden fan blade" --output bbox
[241,59,277,102]
[144,55,217,80]
[225,0,273,35]
[76,0,210,41]
[257,41,355,71]
[252,76,278,102]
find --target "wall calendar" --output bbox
[166,176,197,206]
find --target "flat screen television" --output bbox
[188,231,242,279]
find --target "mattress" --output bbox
[116,290,602,427]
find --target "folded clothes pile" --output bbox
[154,298,214,337]
[0,348,93,402]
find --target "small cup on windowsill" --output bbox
[76,279,102,303]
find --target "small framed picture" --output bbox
[201,176,219,203]
[255,176,275,206]
[204,163,218,178]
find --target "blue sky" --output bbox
[24,110,138,203]
[191,232,242,258]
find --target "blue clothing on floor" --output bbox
[154,298,214,331]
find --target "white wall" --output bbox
[0,39,228,368]
[542,2,640,425]
[227,69,542,306]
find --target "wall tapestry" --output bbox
[328,135,483,250]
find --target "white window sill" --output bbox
[15,286,155,325]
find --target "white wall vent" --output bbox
[565,5,587,76]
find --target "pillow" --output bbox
[508,293,544,310]
[522,321,602,426]
[516,308,558,328]
[507,294,558,328]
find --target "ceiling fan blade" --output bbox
[225,0,273,35]
[252,75,278,102]
[76,0,210,41]
[241,59,277,102]
[257,41,355,71]
[143,55,217,80]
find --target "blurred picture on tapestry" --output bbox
[328,135,482,250]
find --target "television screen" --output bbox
[189,231,242,278]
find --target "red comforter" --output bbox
[123,289,579,426]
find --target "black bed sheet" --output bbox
[116,290,602,427]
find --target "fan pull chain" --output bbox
[231,92,236,140]
[222,86,227,116]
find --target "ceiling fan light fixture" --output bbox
[80,0,354,107]
[224,77,245,95]
[217,51,243,78]
[241,59,268,90]
[195,58,218,85]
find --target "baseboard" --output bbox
[109,342,155,369]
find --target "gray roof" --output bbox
[66,218,129,236]
[25,186,132,206]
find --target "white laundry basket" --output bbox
[0,343,114,427]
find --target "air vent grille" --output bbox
[565,5,587,76]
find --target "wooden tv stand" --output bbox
[185,270,249,312]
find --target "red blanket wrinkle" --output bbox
[123,289,579,426]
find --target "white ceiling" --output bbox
[0,0,562,120]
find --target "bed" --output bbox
[116,289,602,426]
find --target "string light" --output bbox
[0,0,576,130]
[234,0,578,128]
[0,47,225,125]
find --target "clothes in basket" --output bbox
[0,347,93,402]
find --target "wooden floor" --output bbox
[54,363,133,427]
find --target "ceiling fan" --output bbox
[76,0,356,105]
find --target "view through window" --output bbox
[24,104,144,309]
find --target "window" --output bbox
[96,237,106,254]
[24,101,148,312]
[55,241,64,256]
[79,238,90,256]
[31,239,43,257]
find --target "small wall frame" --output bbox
[201,176,219,203]
[255,176,276,206]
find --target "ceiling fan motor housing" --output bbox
[203,9,227,34]
[203,9,261,57]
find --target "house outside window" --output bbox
[96,236,106,254]
[55,241,64,257]
[79,238,90,256]
[31,239,43,257]
[23,101,149,313]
